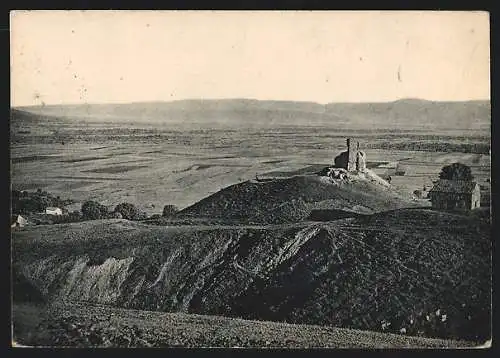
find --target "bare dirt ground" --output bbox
[12,302,478,348]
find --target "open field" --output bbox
[11,119,490,215]
[12,301,478,348]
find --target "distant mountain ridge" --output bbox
[12,98,490,130]
[325,99,490,129]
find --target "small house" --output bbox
[45,207,63,216]
[11,214,27,228]
[428,179,480,211]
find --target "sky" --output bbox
[10,11,490,107]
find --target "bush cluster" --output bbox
[12,189,72,215]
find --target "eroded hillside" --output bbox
[12,208,490,342]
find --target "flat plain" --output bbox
[11,111,491,214]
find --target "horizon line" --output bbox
[11,96,492,109]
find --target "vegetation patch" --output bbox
[60,156,110,163]
[82,165,149,174]
[12,302,476,348]
[12,155,59,164]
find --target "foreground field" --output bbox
[12,302,478,348]
[12,207,491,342]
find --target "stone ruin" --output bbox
[320,167,349,180]
[319,138,367,180]
[334,138,366,172]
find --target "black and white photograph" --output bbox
[10,11,491,348]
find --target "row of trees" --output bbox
[11,189,180,223]
[368,142,490,155]
[80,201,179,221]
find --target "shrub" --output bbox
[109,211,123,219]
[68,210,83,221]
[439,163,473,181]
[81,200,108,220]
[11,190,73,215]
[114,203,140,220]
[162,205,179,217]
[51,210,84,224]
[136,211,148,220]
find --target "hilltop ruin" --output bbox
[334,138,366,172]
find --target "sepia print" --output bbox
[10,11,491,348]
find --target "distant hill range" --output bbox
[12,98,490,130]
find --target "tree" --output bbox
[81,200,108,220]
[114,202,140,220]
[68,210,83,222]
[109,211,123,219]
[439,162,473,181]
[163,204,179,217]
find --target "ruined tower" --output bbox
[334,138,366,172]
[347,138,358,172]
[356,150,366,172]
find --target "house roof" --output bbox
[11,214,26,224]
[45,207,61,211]
[429,179,478,194]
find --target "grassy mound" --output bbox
[177,174,414,224]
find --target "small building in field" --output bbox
[11,214,27,228]
[428,179,480,211]
[45,207,63,216]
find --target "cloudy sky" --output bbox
[10,11,490,106]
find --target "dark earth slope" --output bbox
[12,208,490,342]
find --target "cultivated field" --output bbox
[10,117,491,215]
